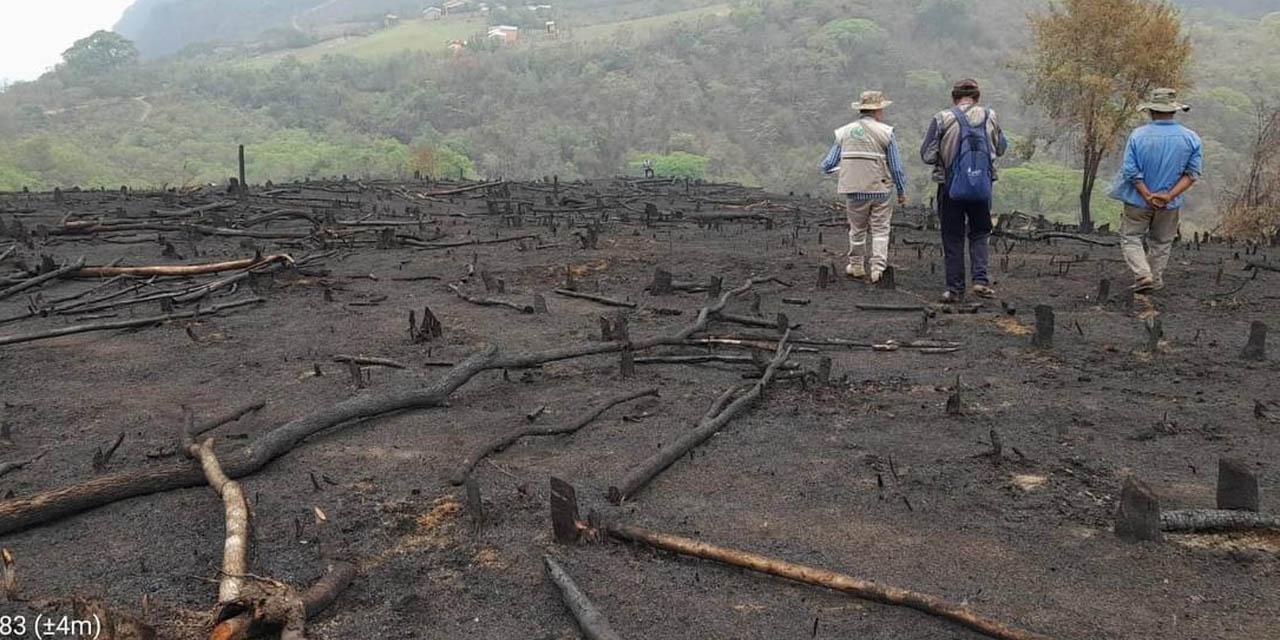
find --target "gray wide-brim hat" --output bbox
[852,90,892,111]
[1138,87,1190,113]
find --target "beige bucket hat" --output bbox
[852,90,892,111]
[1138,87,1190,113]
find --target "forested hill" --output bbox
[111,0,1279,59]
[1,0,1279,229]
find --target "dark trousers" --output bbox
[937,184,992,293]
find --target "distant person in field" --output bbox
[820,90,907,284]
[920,79,1008,303]
[1107,88,1202,294]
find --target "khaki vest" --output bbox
[835,118,894,194]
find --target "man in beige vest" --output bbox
[821,91,908,283]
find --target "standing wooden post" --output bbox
[1241,321,1267,361]
[1031,305,1054,348]
[237,144,247,199]
[1216,458,1259,512]
[1115,476,1161,542]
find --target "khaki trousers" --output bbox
[1120,204,1180,282]
[846,198,893,272]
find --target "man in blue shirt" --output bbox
[1109,88,1203,293]
[820,91,907,284]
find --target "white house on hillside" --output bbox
[487,25,519,43]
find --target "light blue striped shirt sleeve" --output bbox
[886,135,907,195]
[820,142,841,174]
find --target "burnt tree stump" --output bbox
[1031,305,1054,348]
[816,357,832,386]
[1145,316,1163,352]
[875,266,896,290]
[532,294,548,314]
[1241,321,1267,361]
[817,265,830,290]
[410,306,443,343]
[620,347,635,379]
[1115,476,1162,542]
[649,269,673,296]
[465,476,485,535]
[1216,458,1259,512]
[550,477,579,544]
[600,313,629,342]
[1096,278,1111,304]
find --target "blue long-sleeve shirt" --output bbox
[1109,120,1203,210]
[820,127,908,200]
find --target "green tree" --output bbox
[629,152,709,180]
[59,31,140,81]
[810,18,887,55]
[1025,0,1192,231]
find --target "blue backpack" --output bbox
[947,106,994,203]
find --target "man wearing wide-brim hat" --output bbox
[1107,87,1203,294]
[820,90,908,283]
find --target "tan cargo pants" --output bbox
[846,197,893,273]
[1120,204,1180,283]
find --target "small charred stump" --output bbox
[410,306,443,343]
[1115,476,1162,542]
[1241,321,1267,361]
[817,265,830,290]
[816,356,832,386]
[1031,305,1054,348]
[875,266,896,290]
[1217,458,1259,512]
[1145,316,1163,352]
[1096,278,1110,304]
[600,313,629,342]
[648,268,674,296]
[619,347,635,379]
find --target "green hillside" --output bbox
[2,0,1278,230]
[252,17,488,65]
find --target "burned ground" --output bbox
[0,178,1276,640]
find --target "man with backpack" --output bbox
[920,79,1008,302]
[1107,88,1202,293]
[820,90,908,284]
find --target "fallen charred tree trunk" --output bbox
[74,254,292,278]
[0,257,85,301]
[0,277,778,533]
[543,556,623,640]
[605,524,1053,640]
[607,330,792,503]
[449,387,658,485]
[0,297,264,347]
[1161,509,1280,533]
[449,283,535,314]
[187,438,250,604]
[551,487,1052,640]
[552,289,637,309]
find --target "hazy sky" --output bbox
[0,0,136,85]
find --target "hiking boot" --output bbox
[970,283,996,298]
[869,269,884,284]
[1131,276,1155,294]
[846,262,866,279]
[939,290,963,304]
[1150,279,1165,292]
